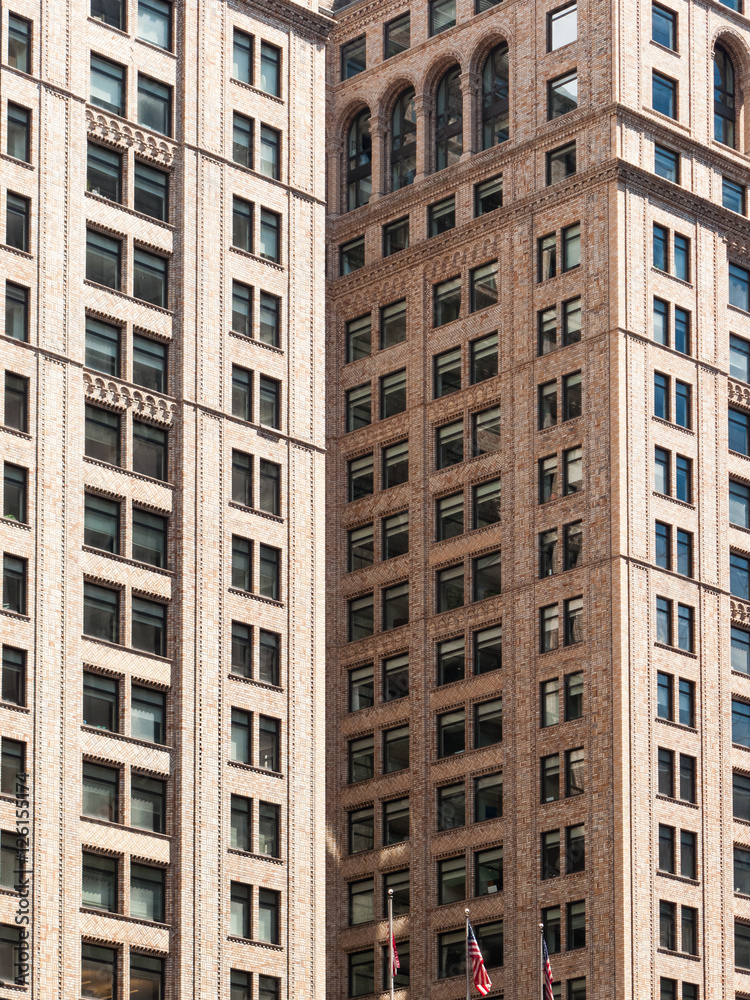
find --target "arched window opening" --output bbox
[435,66,463,170]
[715,46,736,148]
[347,111,372,211]
[391,88,417,191]
[482,43,509,149]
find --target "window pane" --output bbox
[90,55,125,115]
[138,75,172,136]
[85,317,120,376]
[134,161,169,221]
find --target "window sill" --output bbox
[81,725,172,752]
[134,35,178,59]
[228,847,283,865]
[652,415,694,437]
[656,869,699,886]
[227,672,283,693]
[655,716,698,734]
[0,701,29,715]
[229,77,284,105]
[82,545,173,576]
[0,517,30,531]
[650,265,692,289]
[80,906,171,930]
[87,15,130,37]
[80,815,171,838]
[228,501,283,524]
[80,633,172,664]
[657,947,700,961]
[651,490,695,511]
[84,190,174,231]
[0,243,32,260]
[228,587,284,608]
[650,39,680,57]
[229,245,283,272]
[0,152,33,171]
[82,455,175,490]
[228,759,283,779]
[655,793,699,809]
[228,329,283,354]
[0,608,29,622]
[227,934,283,950]
[653,641,697,658]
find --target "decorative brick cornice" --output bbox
[83,373,177,424]
[85,108,175,167]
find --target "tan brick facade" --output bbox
[0,0,329,998]
[324,0,750,998]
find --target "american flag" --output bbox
[542,935,554,1000]
[391,932,400,978]
[467,920,493,996]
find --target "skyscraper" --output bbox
[0,1,328,997]
[324,0,750,997]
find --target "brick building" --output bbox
[324,0,750,998]
[0,0,329,999]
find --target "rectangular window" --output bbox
[474,478,501,528]
[736,772,750,820]
[541,753,560,802]
[470,261,498,312]
[547,142,576,184]
[231,622,251,678]
[233,29,253,84]
[383,581,409,630]
[731,408,750,455]
[541,678,560,727]
[258,888,280,944]
[130,862,164,922]
[349,594,374,641]
[655,521,671,569]
[231,365,252,421]
[548,71,578,118]
[0,739,23,799]
[473,407,500,455]
[653,297,668,345]
[90,55,125,115]
[346,384,371,433]
[674,380,691,428]
[567,900,586,949]
[233,196,253,252]
[470,333,498,385]
[258,801,280,856]
[1,647,25,706]
[563,521,583,570]
[653,224,668,271]
[258,459,281,516]
[5,282,28,342]
[259,375,280,428]
[734,698,750,747]
[259,41,281,97]
[81,944,116,1000]
[349,950,374,997]
[539,233,557,281]
[133,247,168,307]
[349,877,374,925]
[385,12,410,58]
[139,0,172,48]
[348,454,373,502]
[86,229,121,290]
[349,664,374,712]
[731,335,750,382]
[475,175,503,216]
[563,446,582,494]
[383,725,409,773]
[543,906,561,953]
[84,493,120,555]
[230,881,251,938]
[131,685,165,744]
[230,708,251,765]
[131,596,166,656]
[473,551,501,600]
[341,236,365,275]
[133,420,167,480]
[731,263,750,312]
[652,3,676,48]
[654,447,670,494]
[660,900,676,949]
[674,234,689,282]
[429,195,456,235]
[383,653,409,701]
[384,795,410,843]
[434,276,461,326]
[733,626,750,674]
[739,921,750,970]
[5,193,28,253]
[677,603,693,652]
[383,217,409,257]
[383,511,408,559]
[430,0,456,34]
[7,104,30,163]
[549,2,577,49]
[383,440,408,487]
[381,369,407,418]
[82,674,118,738]
[130,773,164,832]
[736,845,750,894]
[261,633,281,686]
[567,823,585,872]
[540,604,559,652]
[231,536,252,592]
[653,71,677,118]
[437,565,464,613]
[82,761,118,821]
[85,317,120,377]
[542,829,561,879]
[654,144,679,183]
[724,177,746,214]
[232,112,253,169]
[437,637,465,685]
[259,208,280,262]
[7,15,30,72]
[562,223,581,271]
[259,292,280,346]
[134,160,169,221]
[476,698,502,747]
[732,552,750,601]
[3,464,26,524]
[231,281,253,339]
[566,747,585,796]
[138,74,172,136]
[347,315,371,364]
[434,348,461,398]
[132,335,167,392]
[259,544,280,600]
[679,753,696,802]
[659,824,675,872]
[475,772,502,821]
[349,806,374,854]
[1,555,25,615]
[260,125,280,180]
[381,299,407,348]
[437,420,463,469]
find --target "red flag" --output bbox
[542,936,554,1000]
[467,921,493,996]
[391,932,400,978]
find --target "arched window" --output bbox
[391,88,417,191]
[347,111,372,211]
[435,66,462,170]
[715,46,736,148]
[482,43,509,149]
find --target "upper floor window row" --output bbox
[90,55,173,137]
[232,30,282,98]
[340,1,576,80]
[91,0,173,50]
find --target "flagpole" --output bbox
[539,922,544,1000]
[388,889,395,1000]
[465,908,471,1000]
